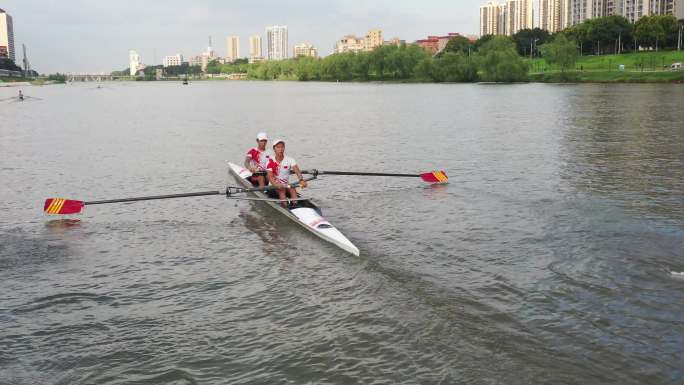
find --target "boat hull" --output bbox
[228,162,360,256]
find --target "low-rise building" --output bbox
[365,29,383,51]
[293,43,318,58]
[383,37,405,46]
[335,35,365,53]
[416,33,463,55]
[188,55,203,67]
[163,54,183,67]
[334,29,384,54]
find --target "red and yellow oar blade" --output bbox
[43,198,85,215]
[420,170,449,184]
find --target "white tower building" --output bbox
[226,36,240,62]
[266,25,288,61]
[0,8,15,62]
[129,50,141,76]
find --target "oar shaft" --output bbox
[83,176,317,205]
[304,170,421,177]
[85,191,221,205]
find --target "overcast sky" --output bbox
[4,0,488,74]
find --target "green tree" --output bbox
[473,35,495,52]
[350,53,371,80]
[413,58,436,81]
[434,52,478,82]
[585,15,633,54]
[657,15,679,49]
[539,34,578,75]
[206,60,221,74]
[563,23,589,55]
[47,73,67,83]
[369,45,394,79]
[0,58,22,71]
[476,36,528,82]
[512,28,551,57]
[443,35,473,55]
[635,15,666,50]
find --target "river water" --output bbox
[1,81,683,385]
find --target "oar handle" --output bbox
[85,191,221,205]
[226,176,317,196]
[302,170,421,178]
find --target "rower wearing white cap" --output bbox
[266,139,307,207]
[244,132,271,188]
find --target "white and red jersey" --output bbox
[246,148,270,171]
[266,156,297,185]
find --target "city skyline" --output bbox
[2,0,485,73]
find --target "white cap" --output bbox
[272,139,285,148]
[256,132,268,141]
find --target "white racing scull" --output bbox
[228,162,360,256]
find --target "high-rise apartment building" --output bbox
[0,8,15,62]
[226,36,240,62]
[668,0,684,19]
[480,1,504,35]
[481,0,684,34]
[129,50,141,76]
[293,43,318,58]
[249,35,263,63]
[562,0,682,25]
[540,0,566,32]
[567,0,604,25]
[620,0,674,22]
[365,29,383,51]
[266,25,288,60]
[163,54,183,67]
[480,1,531,36]
[505,0,534,35]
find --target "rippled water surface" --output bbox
[1,82,683,384]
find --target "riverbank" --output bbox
[0,79,63,86]
[530,70,684,83]
[526,51,684,83]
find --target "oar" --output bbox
[44,178,315,215]
[302,169,448,184]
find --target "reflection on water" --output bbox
[1,82,683,385]
[45,218,82,230]
[561,85,684,221]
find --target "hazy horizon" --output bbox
[3,0,491,74]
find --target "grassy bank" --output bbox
[527,50,684,72]
[0,77,33,83]
[526,51,684,82]
[530,70,684,83]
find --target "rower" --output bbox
[244,132,270,188]
[18,90,24,101]
[266,139,307,207]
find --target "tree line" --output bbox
[106,14,682,83]
[244,37,528,83]
[511,15,683,57]
[222,14,682,83]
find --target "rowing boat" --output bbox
[228,162,360,256]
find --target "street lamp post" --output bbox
[530,38,539,59]
[530,38,534,59]
[678,25,683,52]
